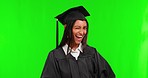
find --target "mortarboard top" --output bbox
[55,6,90,25]
[55,6,90,48]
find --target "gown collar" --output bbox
[62,43,83,55]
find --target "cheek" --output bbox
[72,29,75,35]
[84,30,87,35]
[72,29,77,37]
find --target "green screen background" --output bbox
[0,0,148,78]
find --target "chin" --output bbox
[75,41,81,45]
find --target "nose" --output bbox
[79,29,85,35]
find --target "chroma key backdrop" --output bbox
[0,0,148,78]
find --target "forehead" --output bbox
[73,20,87,26]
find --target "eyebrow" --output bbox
[74,26,80,27]
[74,25,87,27]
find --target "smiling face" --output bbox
[71,20,87,47]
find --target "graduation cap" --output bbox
[55,6,90,48]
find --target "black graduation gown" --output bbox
[41,45,115,78]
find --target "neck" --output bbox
[69,42,79,51]
[71,45,79,51]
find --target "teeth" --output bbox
[76,35,83,38]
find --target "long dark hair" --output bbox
[59,18,89,49]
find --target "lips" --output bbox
[76,35,83,38]
[75,35,83,41]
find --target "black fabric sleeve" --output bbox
[40,52,61,78]
[94,48,115,78]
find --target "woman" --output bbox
[41,6,115,78]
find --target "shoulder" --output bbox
[82,45,101,57]
[84,45,104,60]
[84,45,95,51]
[83,45,98,53]
[48,47,62,55]
[47,47,65,59]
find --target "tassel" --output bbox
[56,19,59,48]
